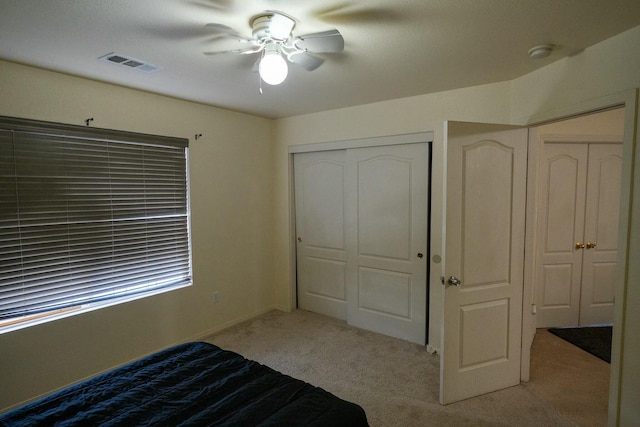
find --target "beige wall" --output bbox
[535,108,625,136]
[274,25,640,425]
[511,25,640,125]
[0,60,277,410]
[273,82,513,349]
[272,33,640,348]
[512,26,640,426]
[1,21,639,424]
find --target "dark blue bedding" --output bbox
[0,342,368,426]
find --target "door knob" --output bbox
[447,276,461,287]
[575,242,585,249]
[586,242,597,249]
[417,252,424,258]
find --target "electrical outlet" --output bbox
[212,291,219,303]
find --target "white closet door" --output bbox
[535,142,621,328]
[294,143,429,344]
[535,143,588,328]
[345,143,429,344]
[580,143,622,325]
[294,150,348,320]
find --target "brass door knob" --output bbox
[576,242,585,249]
[586,242,597,249]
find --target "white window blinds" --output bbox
[0,117,191,321]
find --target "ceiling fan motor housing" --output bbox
[202,10,344,78]
[250,12,295,42]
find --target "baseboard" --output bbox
[189,305,286,342]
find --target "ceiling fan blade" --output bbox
[203,46,262,56]
[289,52,325,71]
[204,23,252,41]
[294,29,344,53]
[187,0,234,13]
[251,57,260,73]
[312,5,400,24]
[206,0,233,10]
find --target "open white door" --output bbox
[440,121,528,404]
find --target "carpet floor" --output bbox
[529,329,610,427]
[205,310,580,426]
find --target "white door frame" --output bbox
[531,135,622,329]
[521,89,637,426]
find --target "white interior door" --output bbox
[294,150,348,320]
[535,142,621,328]
[345,143,429,344]
[579,143,622,325]
[440,121,527,404]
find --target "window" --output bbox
[0,116,191,330]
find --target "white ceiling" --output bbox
[1,0,640,119]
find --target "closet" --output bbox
[535,140,622,328]
[294,142,430,344]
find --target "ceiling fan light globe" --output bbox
[259,52,288,85]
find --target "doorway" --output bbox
[440,107,627,405]
[527,107,624,423]
[535,143,622,327]
[531,108,623,329]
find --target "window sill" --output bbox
[0,282,191,334]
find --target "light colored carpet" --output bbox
[528,329,610,427]
[205,309,576,426]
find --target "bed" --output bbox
[0,341,368,426]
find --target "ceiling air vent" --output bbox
[99,53,160,73]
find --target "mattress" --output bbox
[0,341,368,426]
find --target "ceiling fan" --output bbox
[203,11,344,85]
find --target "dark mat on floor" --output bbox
[548,326,612,363]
